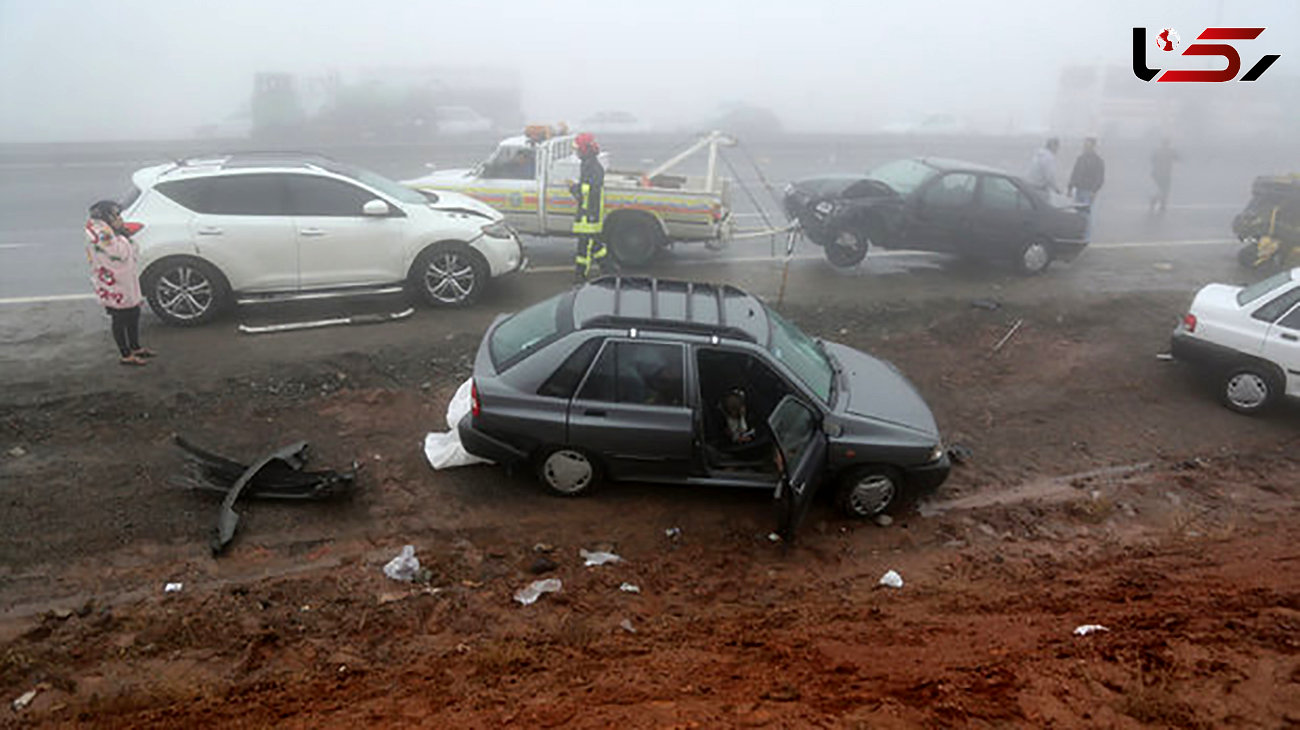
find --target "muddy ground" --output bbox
[2,291,1298,728]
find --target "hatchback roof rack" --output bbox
[574,276,768,344]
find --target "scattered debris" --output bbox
[163,582,183,594]
[11,687,40,712]
[50,608,73,620]
[992,319,1025,353]
[619,582,641,594]
[664,527,682,539]
[171,436,356,556]
[970,298,1002,311]
[879,570,904,589]
[767,532,782,543]
[873,514,894,527]
[383,545,421,582]
[7,445,26,458]
[514,578,562,605]
[1155,352,1174,361]
[947,443,974,464]
[619,618,637,634]
[533,542,556,553]
[424,379,493,470]
[237,307,415,334]
[1073,624,1110,636]
[529,556,559,575]
[580,548,622,567]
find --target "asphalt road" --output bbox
[0,132,1275,389]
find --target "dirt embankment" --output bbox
[2,292,1298,727]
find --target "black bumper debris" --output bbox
[172,436,356,555]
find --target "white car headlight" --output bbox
[928,443,945,463]
[481,221,514,239]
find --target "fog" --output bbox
[0,0,1297,142]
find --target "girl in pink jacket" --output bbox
[86,200,153,365]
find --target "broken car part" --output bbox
[237,307,414,335]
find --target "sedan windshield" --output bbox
[765,306,833,402]
[1237,270,1294,306]
[867,159,937,195]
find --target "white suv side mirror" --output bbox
[363,199,391,216]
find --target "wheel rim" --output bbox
[155,265,214,320]
[848,474,895,516]
[543,450,592,494]
[1022,243,1050,272]
[423,251,476,303]
[1226,372,1269,409]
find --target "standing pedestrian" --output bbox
[86,199,153,366]
[1150,138,1180,215]
[1026,137,1061,193]
[1067,136,1105,240]
[570,132,609,281]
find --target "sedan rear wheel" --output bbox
[538,448,599,497]
[1017,240,1052,275]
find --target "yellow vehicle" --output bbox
[403,132,735,267]
[1234,174,1300,270]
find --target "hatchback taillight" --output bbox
[470,380,480,417]
[1182,313,1197,332]
[122,221,144,236]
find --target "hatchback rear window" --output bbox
[1237,270,1293,306]
[490,294,564,370]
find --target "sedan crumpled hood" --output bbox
[825,342,939,437]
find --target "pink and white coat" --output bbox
[85,219,143,309]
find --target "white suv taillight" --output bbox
[470,379,480,417]
[1182,313,1197,332]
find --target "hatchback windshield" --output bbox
[1237,270,1295,306]
[490,294,564,369]
[867,159,937,195]
[765,306,833,402]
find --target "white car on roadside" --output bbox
[1171,268,1300,413]
[121,154,525,325]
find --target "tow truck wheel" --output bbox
[606,216,663,268]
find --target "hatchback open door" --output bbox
[767,395,828,540]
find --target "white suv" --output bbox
[121,154,525,325]
[1171,268,1300,414]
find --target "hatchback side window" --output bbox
[979,176,1032,211]
[578,341,685,406]
[1252,286,1300,323]
[538,337,603,399]
[1278,304,1300,331]
[200,174,287,216]
[922,173,977,208]
[284,175,379,217]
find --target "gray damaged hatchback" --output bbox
[459,277,950,536]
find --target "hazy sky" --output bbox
[0,0,1295,141]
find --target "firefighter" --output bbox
[570,132,609,280]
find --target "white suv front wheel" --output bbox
[412,243,486,307]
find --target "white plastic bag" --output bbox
[383,545,420,582]
[423,378,492,470]
[580,548,623,567]
[514,578,562,605]
[878,570,904,589]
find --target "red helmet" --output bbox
[574,132,599,157]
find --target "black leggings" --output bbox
[107,306,141,357]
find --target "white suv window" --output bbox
[284,174,379,217]
[195,174,287,216]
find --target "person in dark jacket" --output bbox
[570,132,609,280]
[1149,138,1180,215]
[1067,136,1105,240]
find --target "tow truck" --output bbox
[403,130,737,267]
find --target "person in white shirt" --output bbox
[1026,137,1061,193]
